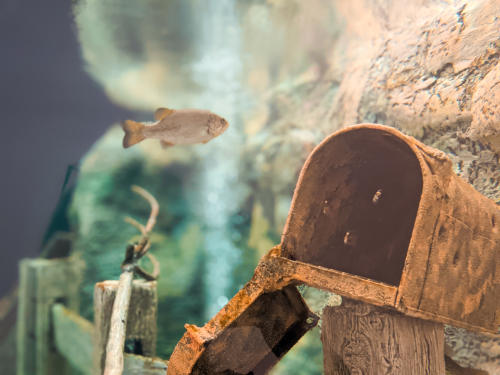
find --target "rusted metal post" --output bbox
[93,280,158,375]
[321,299,445,374]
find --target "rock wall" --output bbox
[251,0,499,372]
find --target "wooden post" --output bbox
[16,257,84,375]
[321,299,445,375]
[51,303,167,375]
[93,280,158,375]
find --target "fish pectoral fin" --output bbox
[154,107,175,121]
[160,140,175,149]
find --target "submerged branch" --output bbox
[103,270,134,375]
[124,216,146,235]
[103,185,160,375]
[131,185,159,234]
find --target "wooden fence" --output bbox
[16,257,167,375]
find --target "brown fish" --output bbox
[122,108,229,148]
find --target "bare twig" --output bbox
[124,216,146,235]
[104,185,160,375]
[133,253,160,282]
[131,185,159,233]
[137,239,151,258]
[103,270,134,375]
[146,253,160,279]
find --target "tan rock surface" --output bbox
[246,1,500,372]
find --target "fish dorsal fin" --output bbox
[154,107,174,121]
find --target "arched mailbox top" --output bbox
[281,124,429,285]
[281,124,499,334]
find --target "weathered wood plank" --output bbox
[321,299,445,375]
[93,280,158,374]
[52,303,167,375]
[16,257,84,375]
[52,303,94,373]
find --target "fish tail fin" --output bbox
[121,120,146,148]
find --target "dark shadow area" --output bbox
[193,286,316,375]
[0,0,134,295]
[124,338,144,355]
[284,128,423,286]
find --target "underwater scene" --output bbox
[71,2,335,373]
[2,0,500,374]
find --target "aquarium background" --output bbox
[0,0,134,295]
[67,1,338,372]
[4,0,498,374]
[1,0,339,373]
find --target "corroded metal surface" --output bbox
[281,124,499,334]
[167,249,318,375]
[167,247,397,374]
[282,125,423,286]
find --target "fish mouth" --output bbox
[208,115,229,135]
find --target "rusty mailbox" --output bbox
[280,124,499,334]
[168,124,499,374]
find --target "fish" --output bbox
[121,107,229,149]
